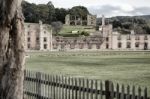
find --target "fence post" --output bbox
[126,85,130,99]
[137,87,141,99]
[121,85,125,99]
[100,81,103,99]
[36,72,42,99]
[105,80,111,99]
[144,87,148,99]
[110,82,114,99]
[116,84,120,99]
[132,86,135,99]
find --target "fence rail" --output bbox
[24,70,150,99]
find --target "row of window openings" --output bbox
[118,36,148,40]
[28,43,109,50]
[28,44,48,49]
[28,43,148,50]
[27,37,47,42]
[26,43,106,50]
[53,45,102,49]
[118,42,148,48]
[105,37,148,42]
[28,31,47,35]
[28,37,106,42]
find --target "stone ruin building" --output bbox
[65,14,97,26]
[25,21,53,51]
[25,15,150,51]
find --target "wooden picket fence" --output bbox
[24,70,149,99]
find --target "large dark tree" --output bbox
[22,1,38,23]
[47,1,56,24]
[22,1,53,24]
[55,8,68,23]
[51,21,63,35]
[36,4,49,23]
[0,0,25,99]
[69,6,90,18]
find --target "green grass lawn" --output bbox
[26,51,150,94]
[59,25,95,34]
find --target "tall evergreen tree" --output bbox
[47,1,56,24]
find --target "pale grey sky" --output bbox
[25,0,150,17]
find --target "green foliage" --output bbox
[51,21,63,35]
[36,4,49,23]
[103,16,150,34]
[80,31,89,36]
[112,20,122,28]
[22,1,56,24]
[47,1,56,24]
[122,22,132,29]
[55,8,68,23]
[69,6,90,19]
[95,25,100,31]
[22,1,39,23]
[142,25,150,34]
[22,1,90,24]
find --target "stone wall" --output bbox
[111,33,150,50]
[65,14,97,26]
[25,21,150,52]
[25,21,52,51]
[52,36,105,51]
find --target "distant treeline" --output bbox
[22,1,89,24]
[22,1,150,34]
[97,16,150,34]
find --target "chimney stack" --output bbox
[102,15,105,26]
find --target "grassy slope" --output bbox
[26,52,150,94]
[59,25,95,34]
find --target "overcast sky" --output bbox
[25,0,150,17]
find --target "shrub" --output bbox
[81,31,89,36]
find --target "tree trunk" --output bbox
[0,0,25,99]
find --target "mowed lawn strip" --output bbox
[26,52,150,94]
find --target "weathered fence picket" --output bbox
[24,70,150,99]
[116,83,119,99]
[95,80,98,99]
[110,82,114,99]
[72,78,74,99]
[121,85,125,99]
[82,79,85,99]
[132,86,135,99]
[100,81,103,99]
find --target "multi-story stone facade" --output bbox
[52,35,105,51]
[25,21,52,51]
[65,14,97,26]
[25,18,150,51]
[111,32,150,50]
